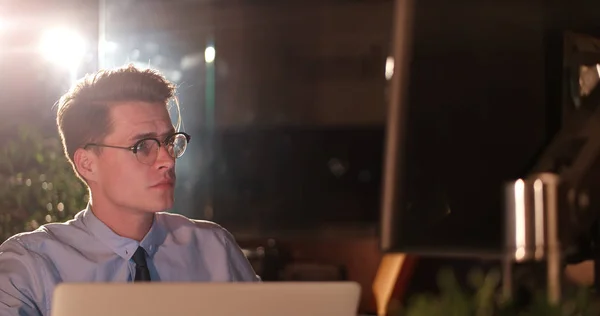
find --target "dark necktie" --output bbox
[132,246,151,282]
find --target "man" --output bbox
[0,65,259,315]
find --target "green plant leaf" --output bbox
[0,125,87,243]
[398,268,596,316]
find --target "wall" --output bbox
[103,0,394,128]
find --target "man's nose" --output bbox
[155,144,175,169]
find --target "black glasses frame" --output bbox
[84,132,191,162]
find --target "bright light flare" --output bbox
[204,46,216,63]
[385,56,394,80]
[39,28,86,70]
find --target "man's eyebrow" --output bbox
[129,132,158,142]
[129,129,176,142]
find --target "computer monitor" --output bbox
[380,0,600,258]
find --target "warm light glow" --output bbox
[514,179,526,260]
[39,27,86,70]
[533,179,545,259]
[385,56,394,80]
[204,46,216,63]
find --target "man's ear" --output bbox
[73,148,98,182]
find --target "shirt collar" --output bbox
[80,204,167,259]
[139,214,168,258]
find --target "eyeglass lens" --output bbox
[135,133,188,164]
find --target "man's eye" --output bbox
[136,140,154,155]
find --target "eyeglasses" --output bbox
[84,132,191,165]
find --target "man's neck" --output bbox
[88,199,154,242]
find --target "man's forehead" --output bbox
[107,102,174,140]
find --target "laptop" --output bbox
[51,282,361,316]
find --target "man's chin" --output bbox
[144,189,174,211]
[144,198,174,213]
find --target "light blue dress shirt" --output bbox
[0,206,260,315]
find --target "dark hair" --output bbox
[56,64,180,178]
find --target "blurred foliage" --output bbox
[0,125,88,243]
[391,268,600,316]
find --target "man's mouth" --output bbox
[150,179,175,188]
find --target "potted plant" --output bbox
[390,267,599,316]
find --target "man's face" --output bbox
[93,101,177,214]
